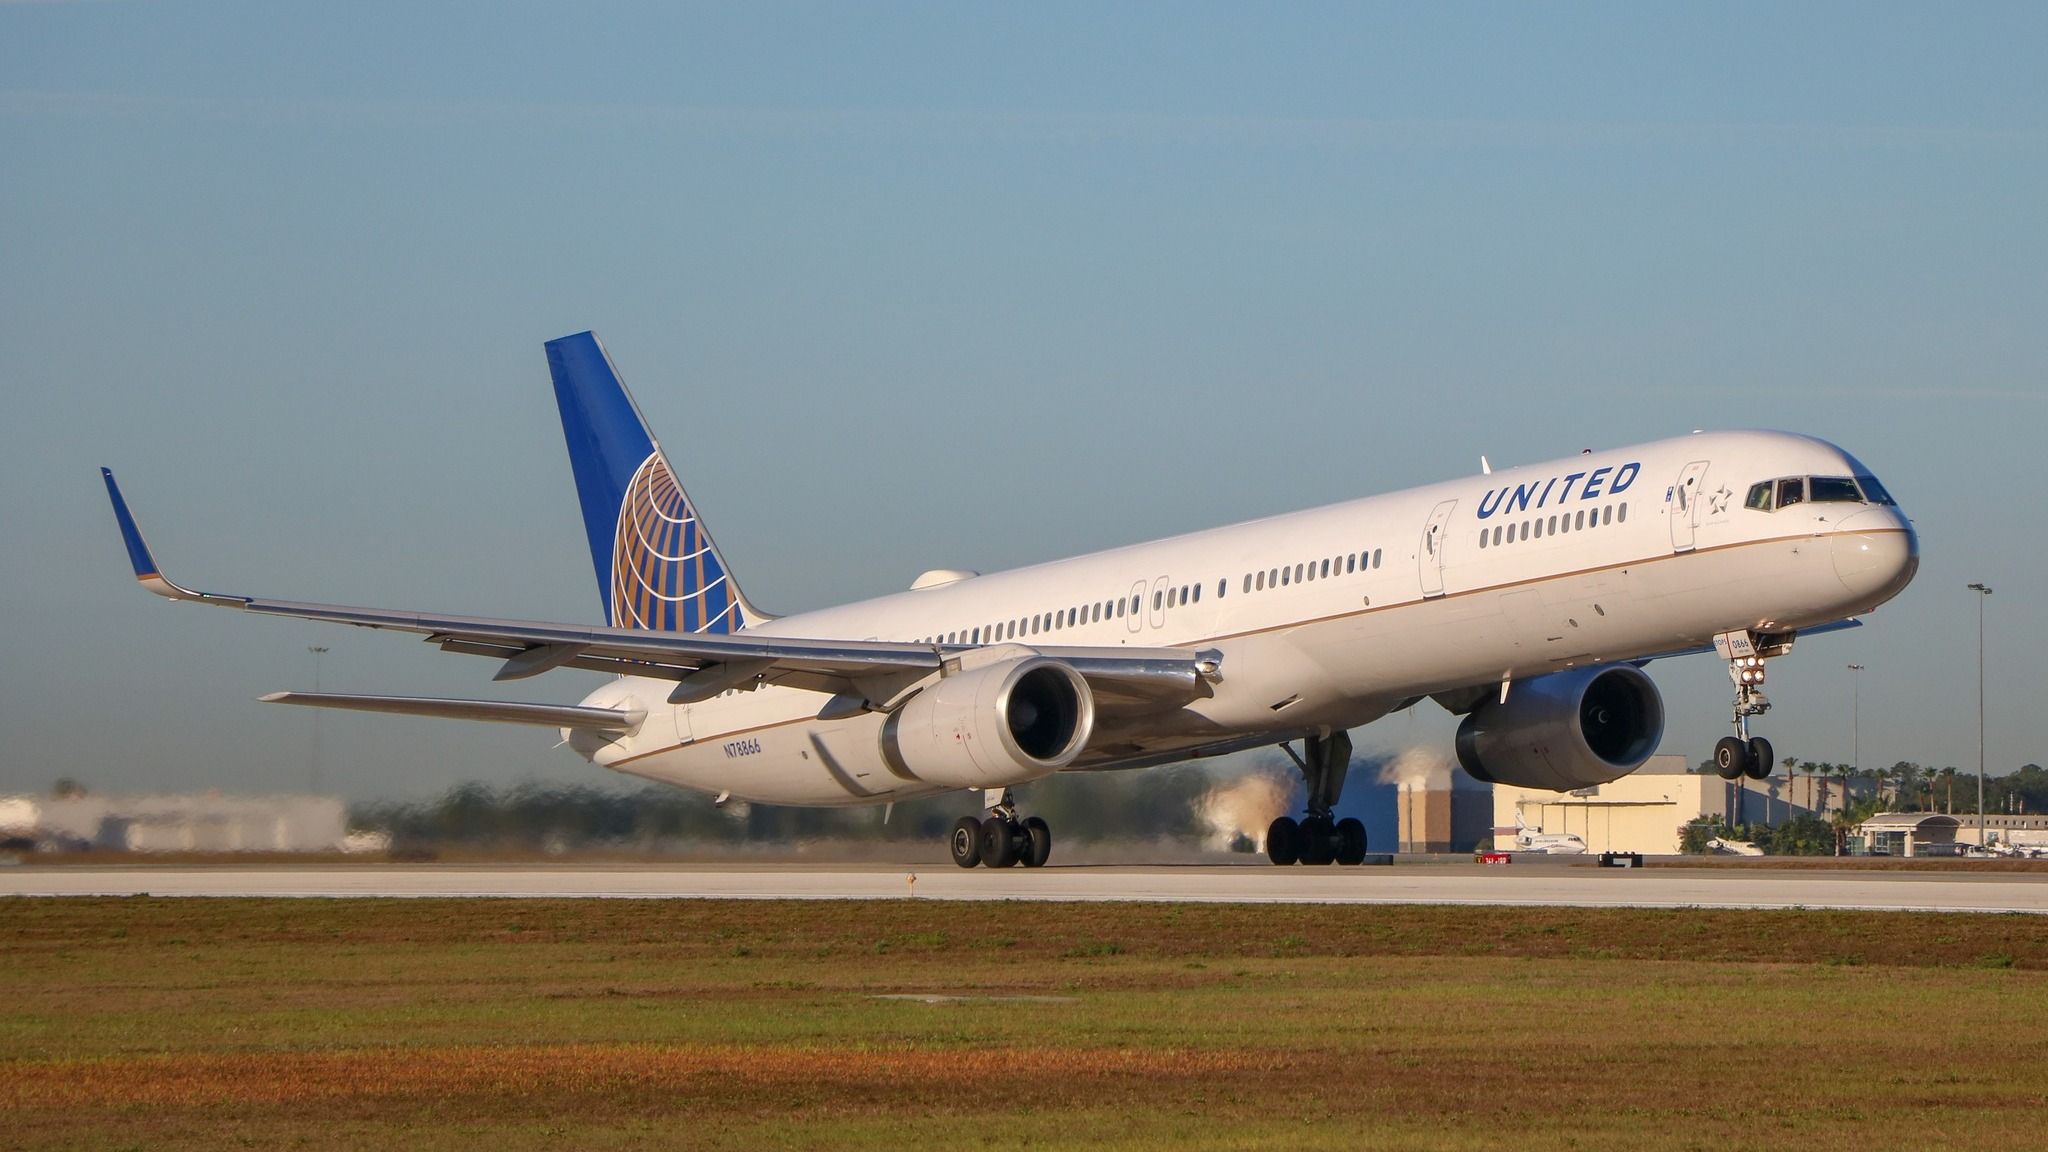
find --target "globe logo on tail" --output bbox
[610,453,740,633]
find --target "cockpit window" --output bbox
[1854,474,1896,506]
[1744,482,1774,512]
[1776,477,1805,508]
[1809,476,1864,503]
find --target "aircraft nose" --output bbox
[1831,509,1918,604]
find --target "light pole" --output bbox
[1968,584,1992,848]
[1846,663,1864,817]
[308,645,329,795]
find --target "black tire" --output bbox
[1022,816,1052,868]
[1266,816,1300,866]
[1335,817,1367,866]
[1299,816,1337,866]
[1714,736,1749,780]
[980,817,1021,868]
[949,816,984,869]
[1745,736,1775,780]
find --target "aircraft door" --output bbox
[1419,499,1457,599]
[1148,576,1169,629]
[1126,580,1147,633]
[1670,460,1711,552]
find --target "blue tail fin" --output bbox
[545,332,764,633]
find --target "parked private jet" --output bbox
[102,332,1918,867]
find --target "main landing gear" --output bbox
[948,789,1052,869]
[1713,632,1778,781]
[1266,731,1370,866]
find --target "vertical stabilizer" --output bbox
[545,331,767,633]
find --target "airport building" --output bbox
[1853,812,1961,857]
[1489,755,1832,856]
[0,793,349,853]
[1394,765,1493,853]
[1950,813,2048,849]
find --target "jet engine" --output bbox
[879,656,1095,789]
[1455,664,1664,792]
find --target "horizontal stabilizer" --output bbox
[259,692,644,733]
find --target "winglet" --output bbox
[101,467,160,579]
[99,468,243,605]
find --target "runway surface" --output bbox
[7,863,2048,912]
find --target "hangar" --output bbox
[1488,755,1829,856]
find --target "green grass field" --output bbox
[7,898,2048,1150]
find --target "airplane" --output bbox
[100,331,1919,869]
[1507,815,1590,855]
[1705,837,1767,857]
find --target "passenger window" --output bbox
[1280,568,1291,586]
[1575,510,1585,530]
[1270,568,1279,587]
[1548,515,1558,535]
[1153,590,1163,610]
[1617,503,1627,523]
[1520,522,1530,541]
[1346,554,1356,573]
[1534,519,1544,539]
[1320,558,1331,579]
[1745,482,1774,512]
[971,628,980,644]
[1294,563,1305,583]
[1491,526,1502,546]
[1810,476,1863,503]
[1373,548,1382,568]
[1777,478,1805,508]
[1255,571,1265,591]
[1195,583,1204,602]
[1479,530,1489,549]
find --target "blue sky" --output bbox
[2,2,2043,800]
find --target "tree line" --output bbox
[347,765,1223,853]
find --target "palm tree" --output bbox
[1831,762,1855,814]
[1938,767,1959,815]
[1892,762,1926,813]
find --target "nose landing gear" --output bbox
[1713,631,1785,781]
[1266,731,1369,866]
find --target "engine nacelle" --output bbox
[1455,664,1664,792]
[878,656,1095,789]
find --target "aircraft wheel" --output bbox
[949,816,985,869]
[1714,737,1749,781]
[980,817,1021,868]
[1266,817,1300,866]
[1299,816,1337,866]
[1335,818,1368,866]
[1022,816,1053,868]
[1744,737,1775,780]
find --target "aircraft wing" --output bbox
[103,469,1221,710]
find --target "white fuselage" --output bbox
[573,430,1916,805]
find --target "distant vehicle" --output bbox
[102,331,1918,869]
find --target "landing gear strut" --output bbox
[1266,731,1369,866]
[948,789,1052,869]
[1714,632,1778,781]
